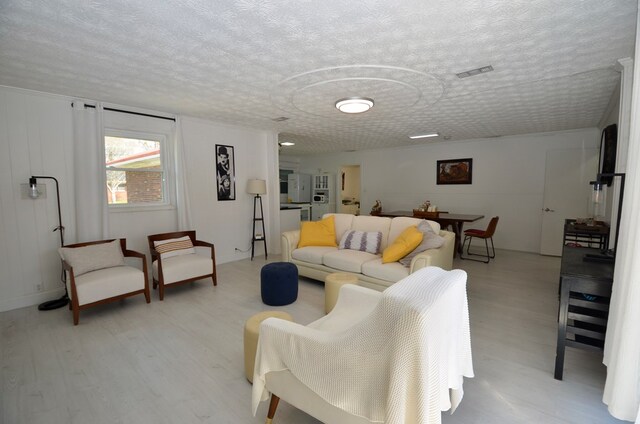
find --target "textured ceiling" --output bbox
[0,0,636,154]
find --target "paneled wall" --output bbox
[0,86,278,312]
[297,129,600,253]
[0,87,75,311]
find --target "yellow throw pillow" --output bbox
[298,215,338,248]
[382,226,424,263]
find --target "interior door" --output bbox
[540,148,599,256]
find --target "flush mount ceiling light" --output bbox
[280,141,295,146]
[409,132,439,139]
[335,97,374,114]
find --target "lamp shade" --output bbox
[247,179,267,195]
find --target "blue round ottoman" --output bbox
[261,262,298,306]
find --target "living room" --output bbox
[1,1,640,423]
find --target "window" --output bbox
[105,133,168,206]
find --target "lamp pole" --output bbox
[30,175,69,310]
[30,176,65,246]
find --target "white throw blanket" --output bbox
[252,267,474,423]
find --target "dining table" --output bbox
[373,210,485,257]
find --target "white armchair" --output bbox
[147,230,217,300]
[59,239,150,325]
[252,267,474,424]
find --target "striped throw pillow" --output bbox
[338,230,382,254]
[154,235,195,259]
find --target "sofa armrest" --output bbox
[281,230,300,262]
[409,230,455,272]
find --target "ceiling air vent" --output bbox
[272,116,289,122]
[456,65,494,79]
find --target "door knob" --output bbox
[543,207,555,212]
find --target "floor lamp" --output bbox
[28,175,69,310]
[584,172,625,263]
[247,179,267,260]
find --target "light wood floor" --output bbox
[1,250,623,424]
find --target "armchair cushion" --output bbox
[152,253,214,284]
[71,266,145,305]
[153,235,195,259]
[59,239,124,277]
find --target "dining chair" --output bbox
[460,216,499,263]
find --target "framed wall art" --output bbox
[437,158,473,185]
[216,144,236,200]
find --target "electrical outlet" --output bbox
[36,283,43,292]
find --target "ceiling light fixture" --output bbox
[409,133,439,139]
[335,97,374,114]
[280,141,295,146]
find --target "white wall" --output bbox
[0,86,75,311]
[180,116,276,264]
[297,129,600,253]
[0,86,278,312]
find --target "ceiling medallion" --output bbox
[335,97,374,114]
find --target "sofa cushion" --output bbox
[154,235,195,259]
[361,258,410,282]
[323,249,380,273]
[388,217,422,244]
[59,240,125,277]
[399,220,446,267]
[324,213,355,245]
[338,230,382,254]
[351,216,392,249]
[382,226,423,263]
[292,246,338,265]
[299,215,337,248]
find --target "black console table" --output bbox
[563,219,610,250]
[554,246,614,380]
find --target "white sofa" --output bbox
[281,213,455,291]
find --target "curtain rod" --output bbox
[78,103,176,122]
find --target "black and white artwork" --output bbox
[216,144,235,201]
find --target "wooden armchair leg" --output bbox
[266,394,280,424]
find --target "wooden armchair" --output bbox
[147,230,217,300]
[59,239,150,325]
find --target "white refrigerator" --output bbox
[287,173,311,203]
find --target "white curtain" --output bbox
[173,116,192,230]
[71,101,108,242]
[602,8,640,420]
